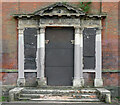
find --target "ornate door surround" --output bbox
[14,2,106,87]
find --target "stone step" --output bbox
[19,88,99,102]
[20,93,98,100]
[21,89,97,95]
[20,94,64,98]
[9,87,111,103]
[26,86,80,90]
[80,89,97,93]
[19,96,100,102]
[30,98,100,102]
[72,94,98,99]
[21,89,79,94]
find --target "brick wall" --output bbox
[1,2,119,87]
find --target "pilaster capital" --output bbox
[96,28,101,35]
[40,26,46,34]
[74,27,84,35]
[74,27,80,34]
[18,28,24,35]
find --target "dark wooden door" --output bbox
[45,27,74,86]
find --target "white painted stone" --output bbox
[37,27,47,86]
[94,29,103,87]
[75,34,81,45]
[73,78,84,87]
[40,33,45,48]
[17,29,25,86]
[94,78,103,87]
[37,34,40,48]
[96,34,101,41]
[105,94,111,103]
[80,34,83,47]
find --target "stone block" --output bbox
[9,87,24,101]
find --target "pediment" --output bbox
[13,2,107,18]
[34,2,85,16]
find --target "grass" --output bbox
[0,96,9,102]
[116,97,120,101]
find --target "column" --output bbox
[94,29,103,87]
[17,29,25,86]
[73,27,84,87]
[37,27,47,86]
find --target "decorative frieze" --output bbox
[18,19,38,29]
[39,18,80,26]
[81,19,101,28]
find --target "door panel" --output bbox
[46,49,74,67]
[45,27,74,86]
[46,67,73,86]
[46,27,74,49]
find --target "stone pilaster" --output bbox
[37,27,47,86]
[94,29,103,87]
[17,29,25,86]
[73,27,84,87]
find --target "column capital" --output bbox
[96,29,101,35]
[75,27,80,34]
[74,27,84,35]
[74,26,80,29]
[18,28,24,35]
[40,27,46,34]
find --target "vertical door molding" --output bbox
[17,28,25,86]
[94,28,103,87]
[73,27,84,87]
[37,26,47,86]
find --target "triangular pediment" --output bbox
[34,2,85,16]
[13,2,107,18]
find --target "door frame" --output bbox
[37,18,84,87]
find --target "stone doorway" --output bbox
[15,2,104,87]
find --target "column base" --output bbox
[17,78,25,87]
[37,77,47,87]
[94,78,103,87]
[73,78,84,87]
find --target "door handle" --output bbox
[45,40,50,44]
[71,40,74,44]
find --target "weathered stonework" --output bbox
[9,87,24,101]
[18,19,38,29]
[39,18,80,27]
[15,2,104,88]
[81,19,101,28]
[97,88,111,103]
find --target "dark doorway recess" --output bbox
[45,27,74,86]
[24,28,37,70]
[83,28,96,69]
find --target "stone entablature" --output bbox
[18,18,102,29]
[18,19,38,29]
